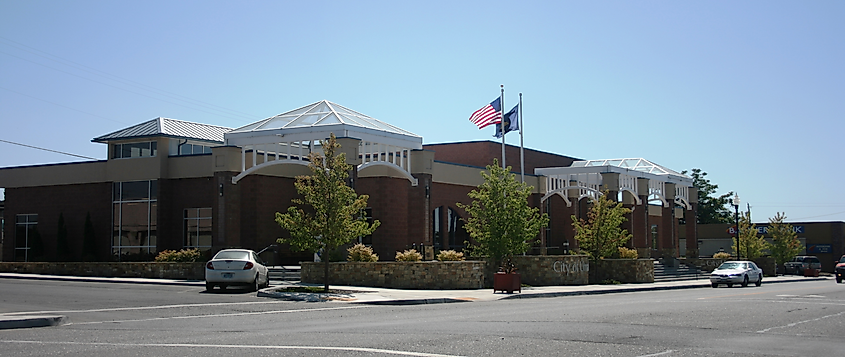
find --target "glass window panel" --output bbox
[113,204,121,246]
[113,144,122,159]
[193,145,205,155]
[121,181,149,200]
[16,224,27,247]
[198,208,212,218]
[113,182,121,202]
[180,144,192,155]
[121,144,132,158]
[150,141,157,156]
[204,146,213,154]
[185,208,198,219]
[150,180,157,200]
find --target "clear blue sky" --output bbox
[1,1,843,223]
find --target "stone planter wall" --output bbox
[0,262,205,280]
[301,261,485,289]
[589,259,654,284]
[509,255,589,286]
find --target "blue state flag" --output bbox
[494,104,519,138]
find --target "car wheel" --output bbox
[727,283,733,288]
[741,275,749,287]
[711,283,719,288]
[755,275,762,287]
[836,276,842,284]
[250,276,259,292]
[205,282,214,292]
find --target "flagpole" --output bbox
[500,84,505,169]
[519,92,524,183]
[499,84,505,169]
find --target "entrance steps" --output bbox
[268,266,300,284]
[653,259,705,282]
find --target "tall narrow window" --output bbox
[14,214,38,262]
[432,206,442,249]
[358,207,374,245]
[651,224,659,250]
[184,208,212,251]
[112,181,157,260]
[448,207,467,251]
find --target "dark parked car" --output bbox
[784,255,821,275]
[835,255,845,283]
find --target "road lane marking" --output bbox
[756,310,845,333]
[697,285,830,300]
[0,340,464,357]
[636,350,674,357]
[1,300,292,315]
[63,306,370,325]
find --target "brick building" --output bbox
[0,100,697,264]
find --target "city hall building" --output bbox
[0,100,700,265]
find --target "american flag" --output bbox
[468,97,502,129]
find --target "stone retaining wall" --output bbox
[0,262,205,280]
[510,255,589,286]
[589,259,654,284]
[301,261,485,289]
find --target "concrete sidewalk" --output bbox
[0,272,831,329]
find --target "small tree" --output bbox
[571,192,632,260]
[275,134,380,291]
[681,168,734,224]
[56,213,71,261]
[768,212,801,273]
[458,159,548,271]
[82,212,98,262]
[732,212,768,260]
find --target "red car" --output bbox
[835,255,845,284]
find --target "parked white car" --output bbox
[710,261,763,288]
[205,249,269,292]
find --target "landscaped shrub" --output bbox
[712,252,731,259]
[155,249,202,262]
[395,249,422,262]
[347,243,379,262]
[618,247,638,259]
[436,250,465,261]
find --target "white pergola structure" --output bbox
[535,158,694,209]
[224,100,423,186]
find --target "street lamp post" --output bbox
[733,194,740,261]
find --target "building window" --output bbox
[432,206,442,249]
[651,224,659,250]
[358,207,374,245]
[112,141,157,159]
[112,181,157,260]
[184,208,212,251]
[448,207,467,251]
[170,140,214,156]
[14,214,38,262]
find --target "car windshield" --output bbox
[717,262,744,270]
[840,256,845,263]
[214,251,250,260]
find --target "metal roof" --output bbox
[92,117,232,143]
[226,100,422,149]
[570,158,688,177]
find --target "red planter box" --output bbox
[493,272,521,293]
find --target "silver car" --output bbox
[205,249,269,292]
[710,261,763,288]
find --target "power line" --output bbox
[0,86,130,124]
[0,37,260,123]
[0,139,98,160]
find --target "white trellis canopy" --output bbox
[225,100,423,185]
[536,158,693,208]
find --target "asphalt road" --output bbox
[1,278,843,356]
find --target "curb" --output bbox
[0,315,66,330]
[0,273,204,287]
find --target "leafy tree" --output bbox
[571,191,633,260]
[458,159,548,271]
[82,212,98,262]
[732,212,768,260]
[768,212,801,273]
[682,168,734,224]
[56,213,71,261]
[275,134,380,291]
